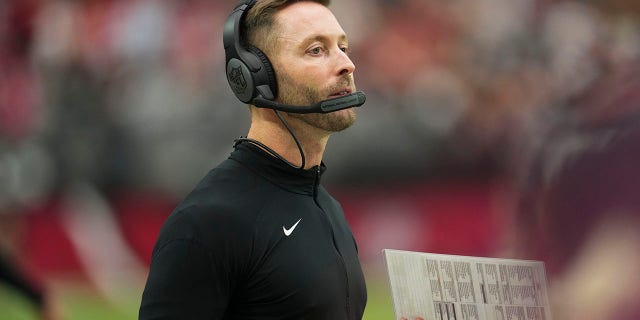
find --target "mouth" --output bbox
[328,89,352,99]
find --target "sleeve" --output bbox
[138,239,231,320]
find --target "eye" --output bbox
[309,47,323,55]
[340,46,351,55]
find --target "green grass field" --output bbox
[0,273,395,320]
[0,281,139,320]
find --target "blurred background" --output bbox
[1,0,639,319]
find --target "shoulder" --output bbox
[152,158,272,255]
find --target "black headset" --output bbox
[223,0,278,104]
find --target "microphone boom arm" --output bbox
[252,91,366,114]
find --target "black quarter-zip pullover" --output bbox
[139,142,367,320]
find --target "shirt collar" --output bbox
[230,141,326,195]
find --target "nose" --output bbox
[336,49,355,77]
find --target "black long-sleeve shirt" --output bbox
[139,142,367,320]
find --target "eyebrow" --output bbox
[275,33,349,53]
[301,33,349,46]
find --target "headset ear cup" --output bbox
[226,57,255,103]
[247,46,278,99]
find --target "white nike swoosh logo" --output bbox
[283,218,302,237]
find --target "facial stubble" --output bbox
[277,71,356,133]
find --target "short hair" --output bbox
[242,0,331,55]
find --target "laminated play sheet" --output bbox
[383,249,552,320]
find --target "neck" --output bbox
[246,109,329,170]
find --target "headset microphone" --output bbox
[223,0,367,114]
[253,91,366,114]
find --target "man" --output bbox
[139,0,367,319]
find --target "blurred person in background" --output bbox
[512,84,640,319]
[508,1,640,318]
[139,0,367,319]
[0,1,60,318]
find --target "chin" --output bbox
[328,108,357,132]
[291,107,356,132]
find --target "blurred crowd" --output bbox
[1,0,639,198]
[1,0,640,319]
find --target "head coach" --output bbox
[138,0,368,319]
